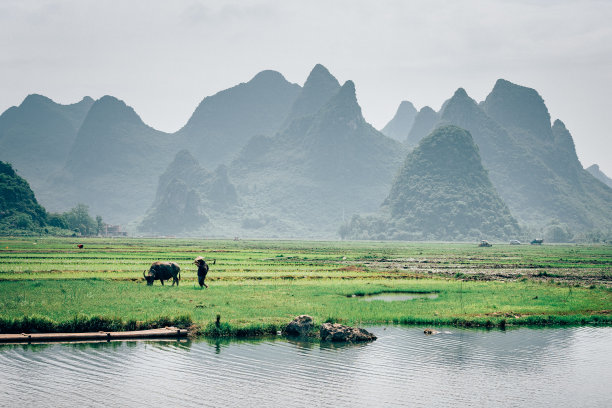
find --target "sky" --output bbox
[1,0,611,175]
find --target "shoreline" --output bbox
[2,312,611,343]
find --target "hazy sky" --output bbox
[1,0,611,174]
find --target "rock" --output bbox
[424,328,439,335]
[320,323,377,342]
[284,315,314,336]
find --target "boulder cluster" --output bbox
[284,315,377,343]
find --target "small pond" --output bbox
[359,291,439,301]
[1,326,611,407]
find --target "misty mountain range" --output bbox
[0,64,610,239]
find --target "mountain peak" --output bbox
[21,94,54,108]
[483,79,552,139]
[328,80,359,109]
[303,64,340,91]
[493,78,512,88]
[417,125,479,161]
[317,80,363,124]
[305,64,339,88]
[381,101,417,142]
[405,106,439,147]
[250,70,288,85]
[97,95,125,105]
[85,95,145,126]
[420,106,436,114]
[398,100,416,110]
[588,164,600,172]
[179,68,300,167]
[551,118,579,165]
[552,119,566,130]
[586,164,612,189]
[340,80,356,95]
[453,88,469,98]
[280,64,340,127]
[441,87,479,118]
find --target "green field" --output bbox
[1,237,610,336]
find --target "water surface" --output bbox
[1,327,611,407]
[361,292,439,301]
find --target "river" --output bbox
[1,326,610,407]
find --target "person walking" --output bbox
[194,256,215,288]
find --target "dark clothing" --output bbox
[197,262,209,288]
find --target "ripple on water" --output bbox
[1,326,611,407]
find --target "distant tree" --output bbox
[13,214,34,230]
[63,204,96,236]
[96,215,104,236]
[47,213,68,229]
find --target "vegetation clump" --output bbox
[0,314,193,334]
[0,161,105,236]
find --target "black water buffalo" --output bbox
[143,262,181,286]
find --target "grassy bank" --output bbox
[0,237,610,336]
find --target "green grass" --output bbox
[0,237,610,336]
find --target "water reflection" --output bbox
[1,327,610,407]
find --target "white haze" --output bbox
[1,0,611,175]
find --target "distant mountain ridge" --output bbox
[1,66,610,238]
[177,70,301,168]
[140,68,406,237]
[0,94,93,192]
[393,81,612,233]
[46,95,174,223]
[7,70,303,223]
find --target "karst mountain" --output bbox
[1,65,610,239]
[342,125,519,240]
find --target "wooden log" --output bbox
[0,327,188,343]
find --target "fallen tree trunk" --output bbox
[0,327,187,343]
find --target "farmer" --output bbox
[194,256,215,288]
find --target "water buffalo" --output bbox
[143,262,181,286]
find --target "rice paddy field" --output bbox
[0,237,610,335]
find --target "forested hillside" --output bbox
[342,126,519,240]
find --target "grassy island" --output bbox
[0,237,610,337]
